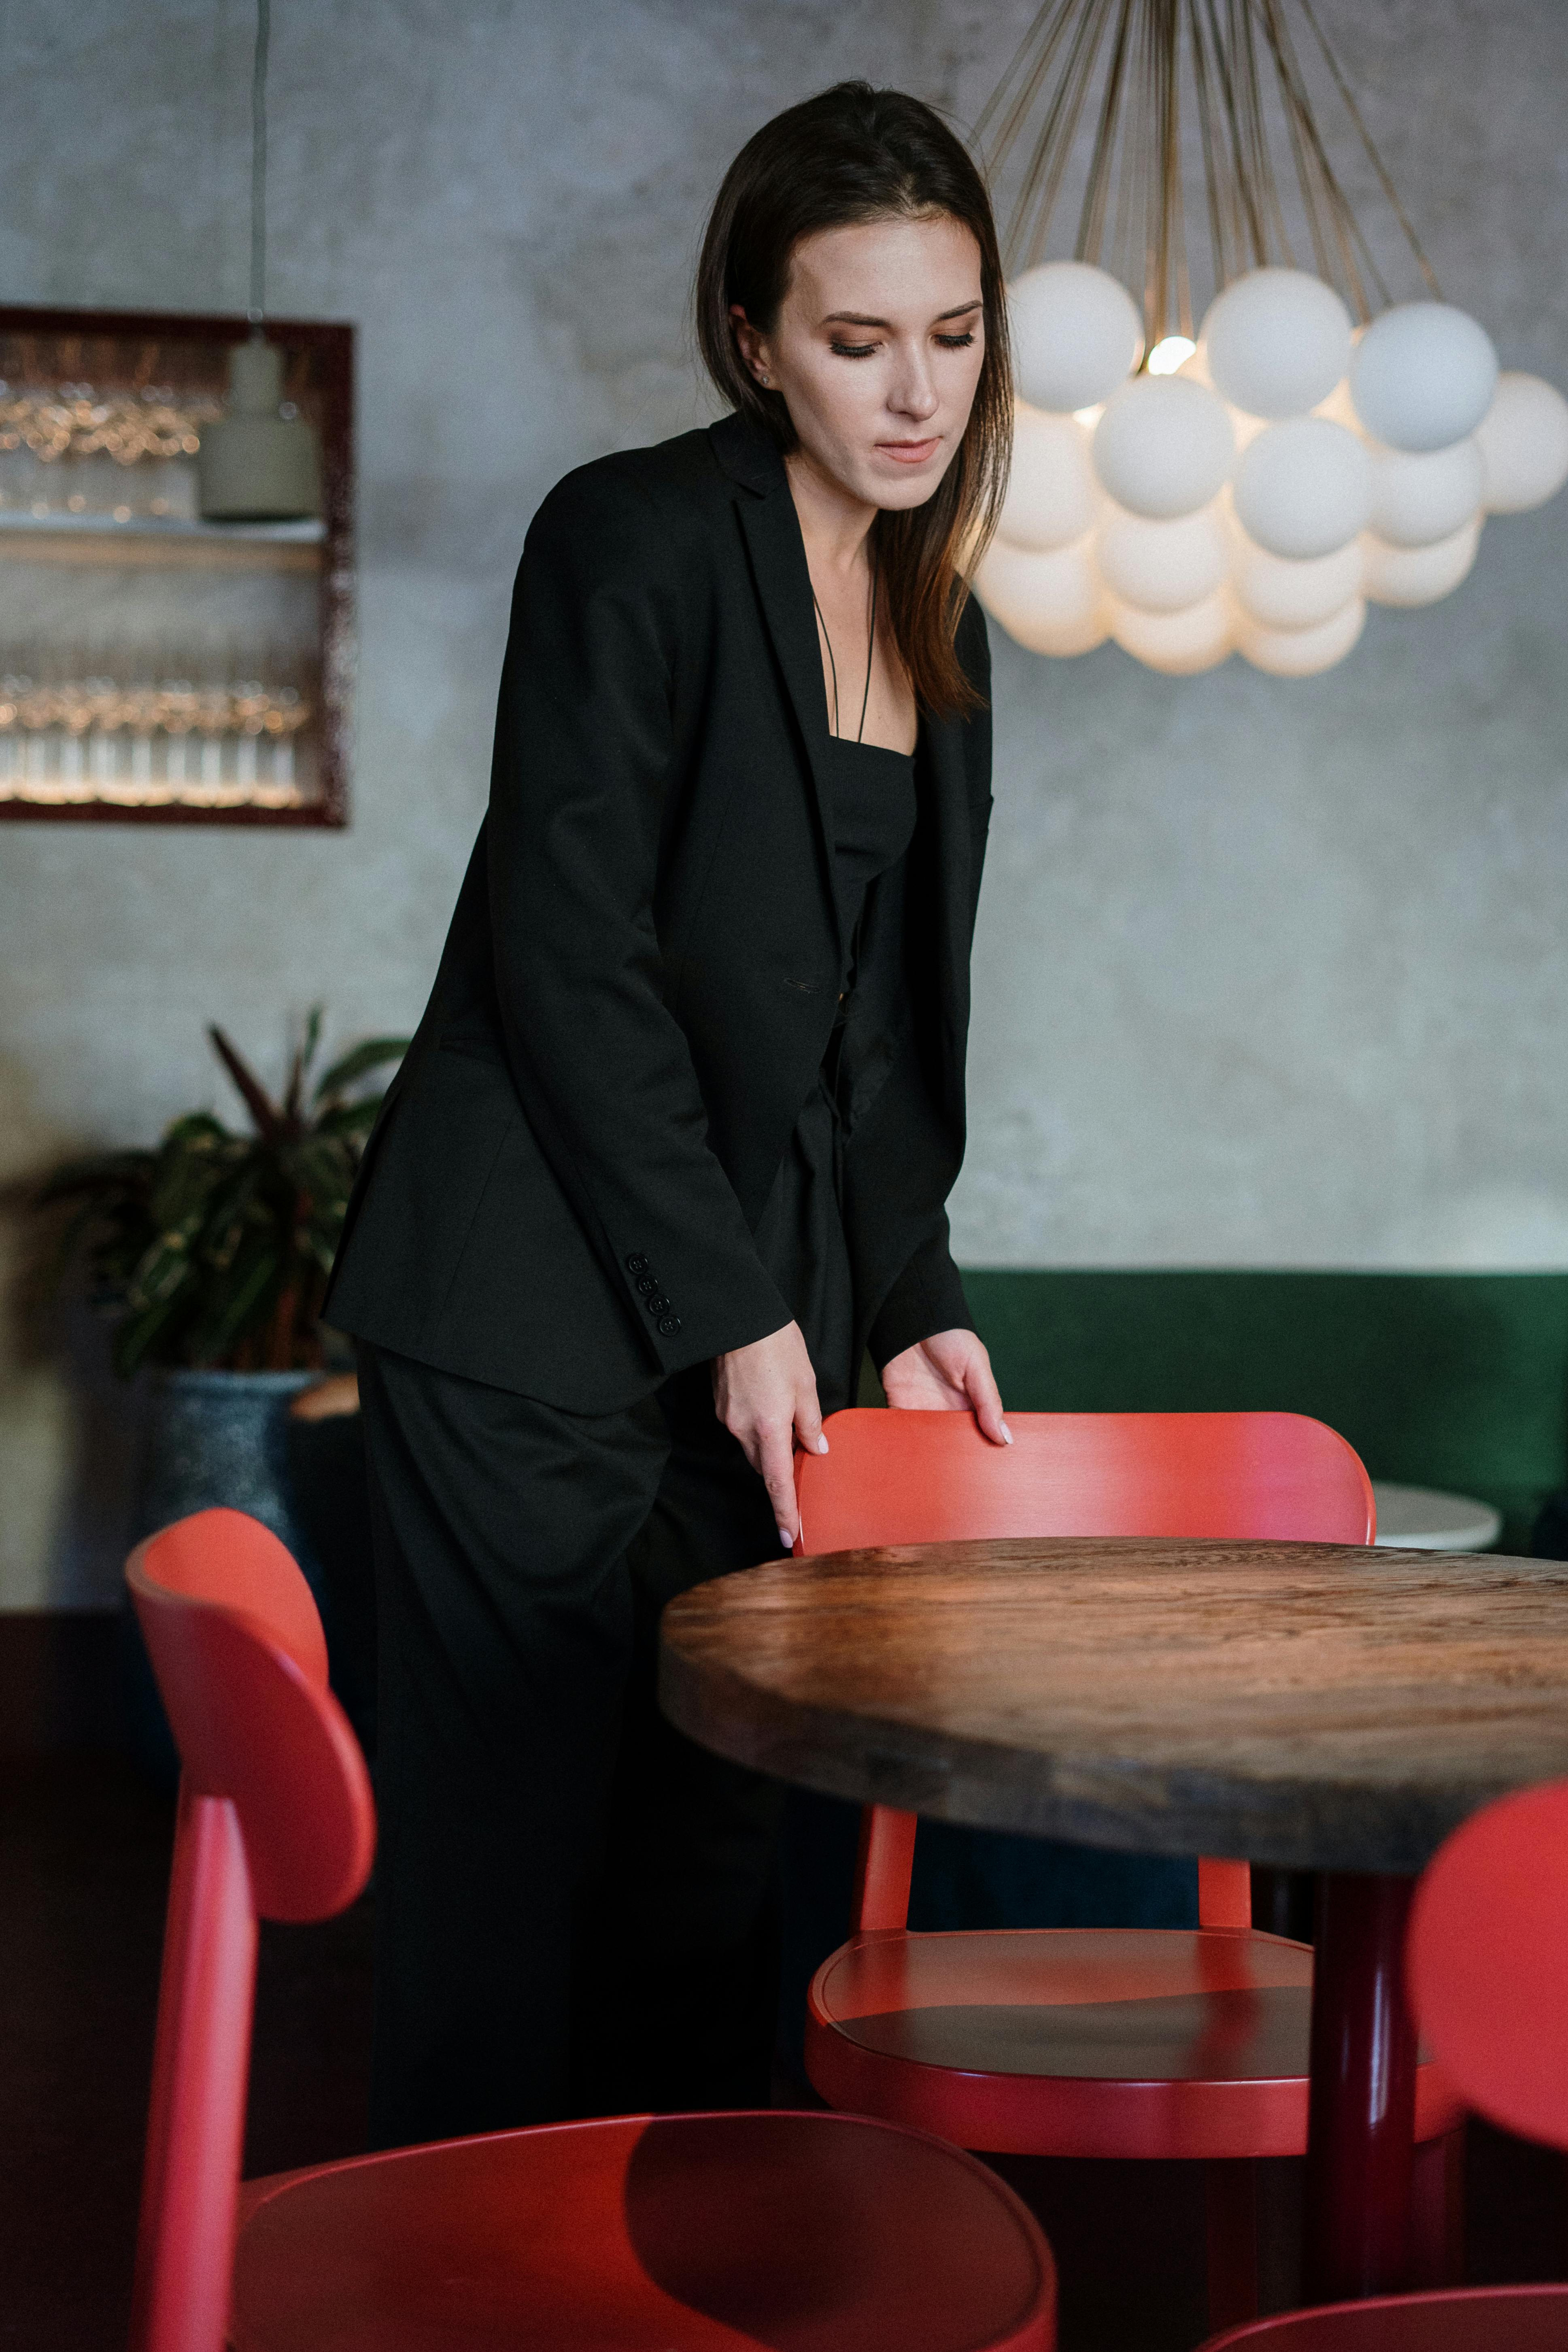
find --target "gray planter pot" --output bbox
[126,1367,324,1786]
[131,1367,319,1551]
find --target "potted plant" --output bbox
[36,1009,406,1774]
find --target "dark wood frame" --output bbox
[0,304,354,828]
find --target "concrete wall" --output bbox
[0,0,1564,1604]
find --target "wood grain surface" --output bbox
[659,1540,1568,1872]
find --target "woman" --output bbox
[325,80,1013,2148]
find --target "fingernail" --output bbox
[1001,1422,1013,1445]
[779,1528,795,1550]
[816,1434,829,1454]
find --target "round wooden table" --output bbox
[660,1536,1568,2307]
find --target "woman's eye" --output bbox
[936,331,977,349]
[829,340,879,359]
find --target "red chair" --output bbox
[1198,1777,1568,2347]
[795,1410,1464,2332]
[127,1506,1056,2352]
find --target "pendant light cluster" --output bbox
[971,0,1568,677]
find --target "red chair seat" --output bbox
[808,1929,1463,2161]
[232,2108,1055,2352]
[1203,2285,1568,2349]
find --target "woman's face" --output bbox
[733,211,986,512]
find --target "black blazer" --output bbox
[324,414,994,1414]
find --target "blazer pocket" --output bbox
[427,1075,656,1412]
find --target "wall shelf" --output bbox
[0,509,325,540]
[0,304,354,826]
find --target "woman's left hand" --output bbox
[880,1328,1011,1446]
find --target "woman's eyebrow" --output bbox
[820,297,984,327]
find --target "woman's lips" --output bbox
[878,437,941,465]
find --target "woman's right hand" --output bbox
[712,1321,828,1551]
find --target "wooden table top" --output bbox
[659,1538,1568,1873]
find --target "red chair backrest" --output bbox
[126,1508,376,2352]
[796,1411,1372,1935]
[1408,1778,1568,2152]
[127,1506,373,1924]
[796,1409,1374,1553]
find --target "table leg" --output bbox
[1303,1871,1419,2304]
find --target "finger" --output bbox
[794,1384,829,1457]
[964,1351,1012,1446]
[759,1422,800,1549]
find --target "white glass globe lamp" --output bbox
[1232,417,1371,559]
[1312,376,1362,432]
[1350,302,1499,453]
[1201,267,1354,419]
[974,535,1110,656]
[1110,590,1233,674]
[1366,439,1483,548]
[1362,519,1482,608]
[998,404,1101,551]
[1092,375,1235,518]
[1095,502,1227,611]
[1236,597,1367,676]
[1474,373,1568,514]
[1009,261,1144,413]
[1228,530,1365,629]
[1182,345,1268,452]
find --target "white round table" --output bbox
[1370,1481,1501,1551]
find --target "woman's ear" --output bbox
[729,304,771,388]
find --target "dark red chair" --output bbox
[1198,1777,1568,2347]
[794,1410,1464,2333]
[127,1506,1056,2352]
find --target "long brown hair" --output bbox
[695,82,1011,719]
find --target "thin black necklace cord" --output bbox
[856,556,878,745]
[812,584,840,735]
[811,553,879,744]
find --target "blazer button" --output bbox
[649,1293,672,1316]
[636,1273,657,1296]
[625,1252,649,1275]
[658,1315,682,1336]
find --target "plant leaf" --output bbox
[313,1036,410,1103]
[209,1026,289,1141]
[282,1006,323,1124]
[314,1098,384,1141]
[193,1242,281,1363]
[126,1222,200,1312]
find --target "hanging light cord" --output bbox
[249,0,271,325]
[1294,0,1441,299]
[976,0,1441,334]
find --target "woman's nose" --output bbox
[888,352,939,421]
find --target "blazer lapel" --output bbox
[722,436,842,960]
[711,413,975,1027]
[921,703,974,1106]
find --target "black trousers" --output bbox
[357,1343,786,2148]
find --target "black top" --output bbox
[752,731,922,1412]
[827,734,919,971]
[325,415,992,1415]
